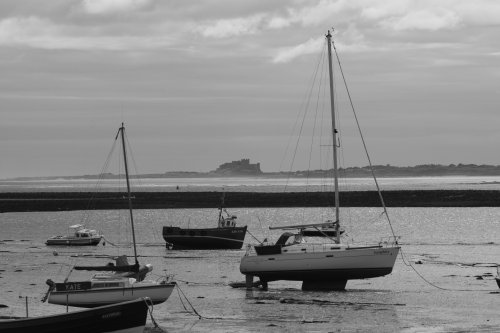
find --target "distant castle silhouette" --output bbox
[213,159,262,175]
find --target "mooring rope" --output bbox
[176,284,203,319]
[101,235,119,246]
[398,247,497,292]
[143,297,166,332]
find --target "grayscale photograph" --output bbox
[1,1,499,332]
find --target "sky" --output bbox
[1,0,500,178]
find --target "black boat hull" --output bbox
[252,267,395,282]
[0,298,149,333]
[163,226,247,249]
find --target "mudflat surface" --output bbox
[1,206,500,332]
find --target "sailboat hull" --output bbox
[163,226,247,249]
[240,246,400,284]
[48,283,175,308]
[0,298,149,333]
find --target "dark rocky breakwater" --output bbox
[1,190,500,212]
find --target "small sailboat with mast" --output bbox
[239,30,400,291]
[44,123,175,307]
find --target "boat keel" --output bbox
[302,279,347,291]
[245,275,254,290]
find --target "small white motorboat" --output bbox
[46,224,102,246]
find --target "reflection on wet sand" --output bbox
[240,287,402,331]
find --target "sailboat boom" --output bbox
[269,221,337,230]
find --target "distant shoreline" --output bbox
[4,163,500,181]
[1,190,500,212]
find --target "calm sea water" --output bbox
[1,175,500,192]
[1,206,500,332]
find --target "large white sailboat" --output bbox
[239,31,400,291]
[44,124,176,307]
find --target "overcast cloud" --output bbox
[0,0,499,178]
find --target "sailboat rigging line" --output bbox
[283,40,327,191]
[330,36,397,242]
[278,40,326,177]
[312,226,338,243]
[305,46,327,195]
[124,132,143,187]
[255,215,265,236]
[123,130,161,244]
[63,267,74,283]
[246,229,263,244]
[54,257,76,284]
[81,138,118,225]
[271,40,327,226]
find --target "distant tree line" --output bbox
[8,163,500,181]
[286,164,500,178]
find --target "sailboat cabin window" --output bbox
[93,282,123,288]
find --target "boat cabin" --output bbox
[254,232,302,255]
[218,215,237,228]
[71,224,100,238]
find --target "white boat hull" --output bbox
[48,283,175,308]
[240,246,400,283]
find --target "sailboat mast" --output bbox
[119,123,139,266]
[326,30,340,243]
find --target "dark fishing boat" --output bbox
[163,194,247,250]
[0,298,150,333]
